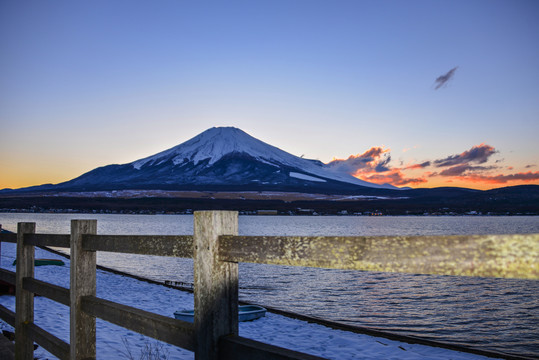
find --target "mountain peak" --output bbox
[198,126,245,138]
[132,126,288,170]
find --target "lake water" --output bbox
[1,213,538,358]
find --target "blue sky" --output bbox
[1,0,538,189]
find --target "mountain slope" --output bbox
[129,127,392,189]
[14,127,397,194]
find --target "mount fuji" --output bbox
[8,127,398,194]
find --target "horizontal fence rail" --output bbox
[26,322,70,360]
[219,335,327,360]
[23,277,70,306]
[0,304,15,327]
[24,234,70,248]
[0,212,538,360]
[81,295,195,351]
[0,269,16,285]
[219,234,539,279]
[82,234,194,257]
[0,233,16,243]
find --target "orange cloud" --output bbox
[404,161,431,170]
[453,171,539,184]
[327,143,539,189]
[358,169,428,186]
[327,146,391,174]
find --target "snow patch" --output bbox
[290,172,327,183]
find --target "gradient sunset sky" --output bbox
[1,0,538,191]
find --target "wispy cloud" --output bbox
[434,66,458,90]
[454,171,539,184]
[404,161,431,170]
[433,144,496,167]
[402,145,419,153]
[437,164,498,177]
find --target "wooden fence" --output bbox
[0,210,537,360]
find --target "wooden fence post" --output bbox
[15,222,35,360]
[70,219,97,360]
[194,211,239,360]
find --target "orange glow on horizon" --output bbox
[0,172,70,190]
[351,172,539,190]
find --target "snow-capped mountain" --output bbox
[13,127,397,193]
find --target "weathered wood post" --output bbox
[15,222,35,360]
[194,211,239,360]
[70,219,97,360]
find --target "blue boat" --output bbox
[174,305,266,323]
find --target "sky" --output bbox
[1,0,538,191]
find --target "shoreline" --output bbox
[2,187,538,216]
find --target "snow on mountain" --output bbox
[289,172,327,183]
[130,127,395,190]
[133,127,288,169]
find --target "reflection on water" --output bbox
[0,213,538,358]
[238,264,539,358]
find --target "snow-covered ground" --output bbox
[0,243,498,359]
